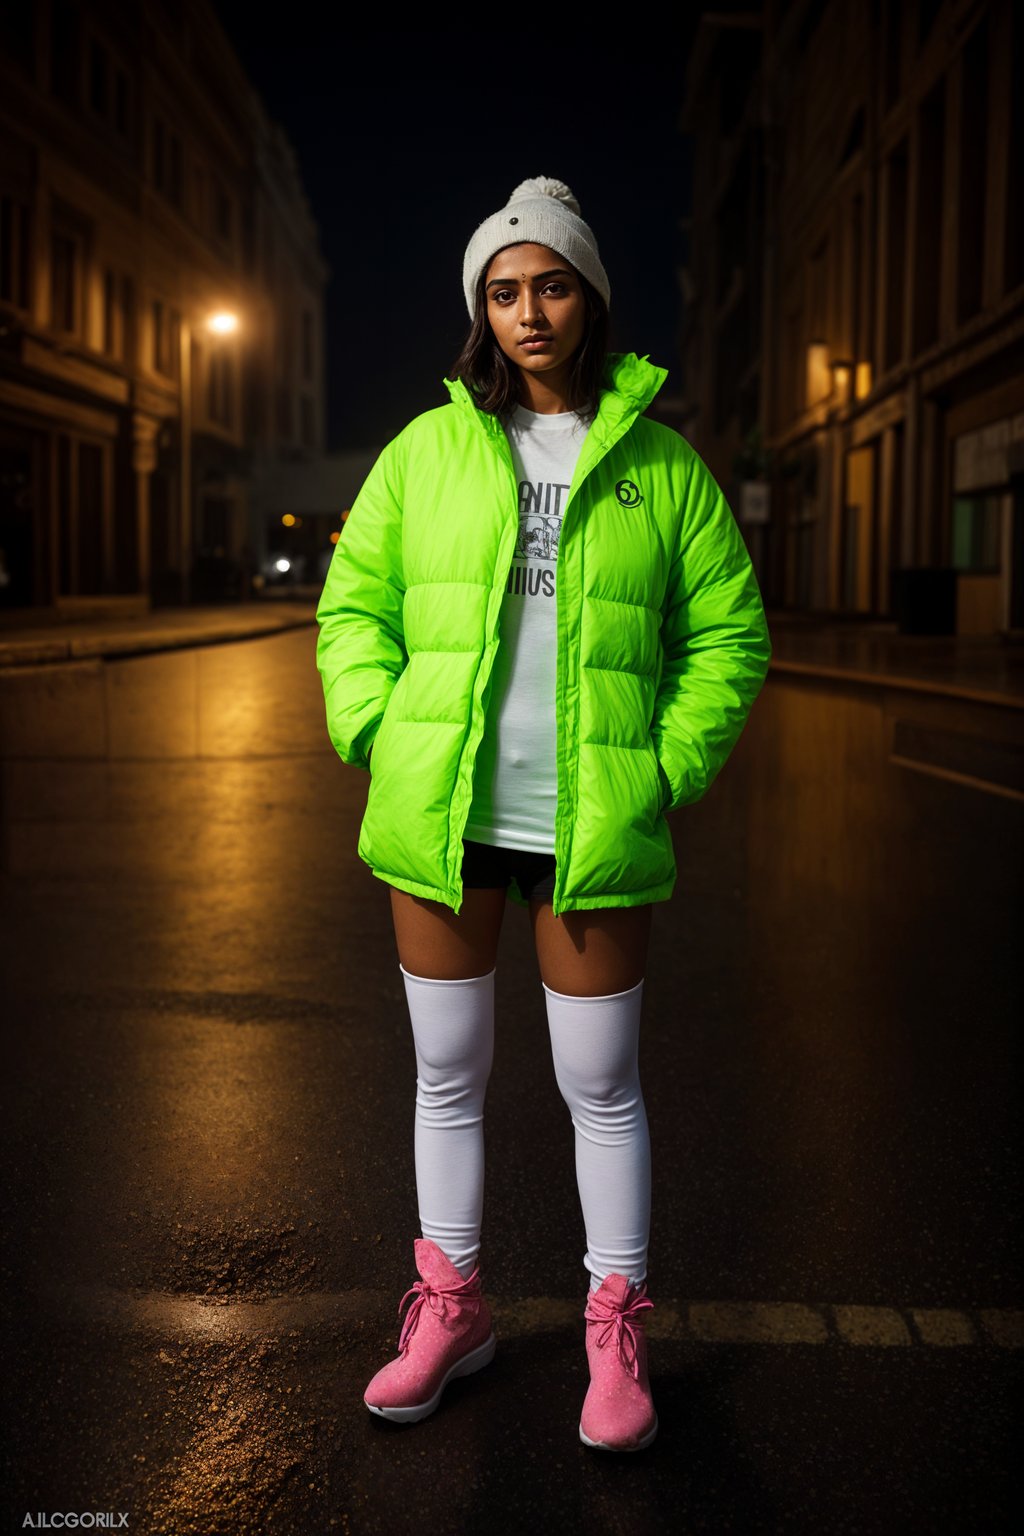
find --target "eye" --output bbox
[490,288,515,304]
[542,282,567,295]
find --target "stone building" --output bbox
[680,0,1022,635]
[0,0,329,617]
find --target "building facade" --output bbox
[0,0,329,617]
[680,0,1023,635]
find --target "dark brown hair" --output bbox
[449,259,610,423]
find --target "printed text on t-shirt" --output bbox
[512,479,571,581]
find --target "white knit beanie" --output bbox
[462,176,610,318]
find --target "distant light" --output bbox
[330,530,341,544]
[282,513,296,527]
[805,341,830,406]
[275,558,290,573]
[208,312,239,335]
[829,359,854,406]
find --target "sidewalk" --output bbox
[0,596,317,669]
[767,612,1024,709]
[0,597,1022,708]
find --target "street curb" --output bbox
[0,608,317,671]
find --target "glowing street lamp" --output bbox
[207,311,239,336]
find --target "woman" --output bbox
[315,176,772,1452]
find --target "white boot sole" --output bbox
[364,1332,497,1423]
[579,1413,659,1451]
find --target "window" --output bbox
[0,2,35,74]
[1007,5,1024,291]
[168,309,180,380]
[212,176,232,244]
[114,66,128,136]
[850,191,864,366]
[918,0,943,51]
[55,433,112,597]
[49,199,91,337]
[276,384,294,441]
[151,298,165,372]
[104,273,136,363]
[50,0,80,106]
[301,395,315,448]
[88,36,107,117]
[956,17,989,325]
[102,269,116,353]
[148,302,179,377]
[152,114,183,207]
[808,235,828,341]
[78,26,133,138]
[951,496,1001,573]
[881,0,903,114]
[153,118,164,189]
[882,137,909,370]
[913,79,945,353]
[302,310,314,381]
[241,197,256,276]
[0,194,31,309]
[169,133,182,209]
[50,231,77,332]
[192,162,206,232]
[102,270,134,362]
[77,440,104,593]
[120,274,134,363]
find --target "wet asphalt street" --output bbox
[1,625,1021,1534]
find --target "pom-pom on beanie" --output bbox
[462,176,610,319]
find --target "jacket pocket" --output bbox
[643,738,672,817]
[629,738,662,824]
[367,664,409,774]
[655,752,673,813]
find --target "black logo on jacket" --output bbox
[615,479,644,508]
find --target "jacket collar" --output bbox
[442,352,667,443]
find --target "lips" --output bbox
[519,336,553,348]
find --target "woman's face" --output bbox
[484,243,586,382]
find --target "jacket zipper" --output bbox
[454,399,642,916]
[448,430,521,910]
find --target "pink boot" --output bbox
[363,1238,496,1422]
[579,1273,658,1451]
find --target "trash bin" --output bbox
[889,568,957,635]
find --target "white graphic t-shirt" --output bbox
[464,402,590,852]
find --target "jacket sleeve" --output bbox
[651,448,772,813]
[315,437,407,772]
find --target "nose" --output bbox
[518,286,546,329]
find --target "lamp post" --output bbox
[179,308,239,607]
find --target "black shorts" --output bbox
[461,837,557,901]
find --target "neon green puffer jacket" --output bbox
[315,352,771,916]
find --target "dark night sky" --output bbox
[207,14,700,451]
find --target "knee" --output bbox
[415,1040,494,1100]
[551,1057,641,1114]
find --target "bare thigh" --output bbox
[388,885,508,980]
[529,899,653,995]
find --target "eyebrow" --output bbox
[485,268,575,289]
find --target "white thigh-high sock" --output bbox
[542,978,651,1293]
[400,963,495,1280]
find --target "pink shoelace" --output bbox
[397,1264,482,1354]
[584,1281,654,1381]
